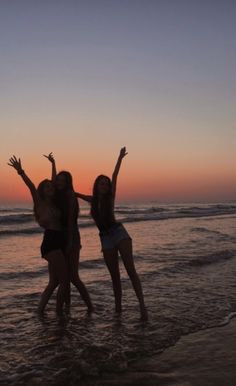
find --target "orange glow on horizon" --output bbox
[2,151,236,204]
[2,160,236,205]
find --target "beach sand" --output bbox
[80,318,236,386]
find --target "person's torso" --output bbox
[37,203,62,231]
[94,198,117,231]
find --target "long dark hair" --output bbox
[37,179,52,200]
[55,171,79,227]
[34,179,53,222]
[56,171,73,190]
[91,175,114,228]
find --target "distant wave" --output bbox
[1,204,236,237]
[0,207,32,213]
[115,206,166,214]
[0,223,96,237]
[121,205,236,224]
[0,213,34,224]
[0,227,42,236]
[171,205,236,218]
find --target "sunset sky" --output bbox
[1,0,235,203]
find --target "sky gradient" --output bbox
[1,0,236,203]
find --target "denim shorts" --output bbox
[99,223,131,251]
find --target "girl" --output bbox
[76,147,148,320]
[8,156,68,314]
[45,153,93,313]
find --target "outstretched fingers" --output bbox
[120,147,128,158]
[7,155,22,170]
[43,152,54,163]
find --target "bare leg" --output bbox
[103,248,122,313]
[118,239,148,320]
[64,258,71,309]
[54,250,70,314]
[69,248,93,312]
[38,262,58,313]
[38,249,69,314]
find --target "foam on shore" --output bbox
[80,318,236,386]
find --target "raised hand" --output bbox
[43,152,55,163]
[8,156,24,174]
[119,147,128,159]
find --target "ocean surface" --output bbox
[1,201,236,385]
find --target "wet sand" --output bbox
[81,318,236,386]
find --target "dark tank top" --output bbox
[92,198,118,231]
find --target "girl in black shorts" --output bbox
[45,154,93,313]
[8,156,68,315]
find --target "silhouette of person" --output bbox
[8,155,69,315]
[76,147,148,320]
[44,153,93,313]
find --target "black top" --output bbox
[91,197,117,231]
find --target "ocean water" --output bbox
[1,201,236,385]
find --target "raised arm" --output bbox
[8,156,39,205]
[43,152,57,181]
[111,147,128,199]
[75,192,92,203]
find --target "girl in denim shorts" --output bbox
[76,147,148,320]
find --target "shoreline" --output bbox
[80,318,236,386]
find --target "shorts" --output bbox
[62,227,82,252]
[41,229,65,258]
[99,223,131,251]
